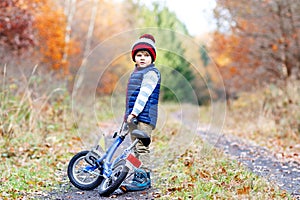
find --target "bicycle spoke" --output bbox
[81,175,88,182]
[75,169,84,174]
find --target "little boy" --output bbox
[122,34,161,191]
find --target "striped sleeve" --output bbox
[131,70,159,116]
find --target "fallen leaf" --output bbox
[152,192,161,198]
[171,175,178,181]
[237,186,250,195]
[219,166,227,174]
[197,169,211,179]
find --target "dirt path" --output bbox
[43,186,158,200]
[199,129,300,199]
[43,110,300,199]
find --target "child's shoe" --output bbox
[120,169,151,192]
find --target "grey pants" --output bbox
[130,122,153,172]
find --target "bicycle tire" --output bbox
[98,159,129,196]
[67,150,103,190]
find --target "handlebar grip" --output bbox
[131,118,138,125]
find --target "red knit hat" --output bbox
[131,34,156,62]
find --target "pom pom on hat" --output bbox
[132,34,156,62]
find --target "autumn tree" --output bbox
[212,0,300,92]
[0,0,78,74]
[68,0,133,94]
[34,0,79,75]
[0,0,36,63]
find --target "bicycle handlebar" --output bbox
[130,118,138,125]
[117,118,138,138]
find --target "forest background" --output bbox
[0,0,300,199]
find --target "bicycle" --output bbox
[67,118,151,196]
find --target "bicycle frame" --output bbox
[83,122,139,179]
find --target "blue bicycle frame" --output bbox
[101,136,124,178]
[83,123,139,179]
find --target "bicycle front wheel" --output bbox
[98,160,129,196]
[67,150,103,190]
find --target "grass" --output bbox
[153,103,292,199]
[0,68,82,199]
[224,80,300,162]
[155,140,290,199]
[0,134,76,199]
[0,73,295,199]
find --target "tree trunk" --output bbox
[61,0,77,75]
[82,0,98,63]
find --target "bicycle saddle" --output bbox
[131,130,151,147]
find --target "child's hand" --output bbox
[127,114,136,123]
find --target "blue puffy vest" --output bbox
[125,64,161,129]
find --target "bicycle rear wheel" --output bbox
[98,159,129,196]
[67,150,103,190]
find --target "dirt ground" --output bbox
[42,187,159,200]
[41,113,300,199]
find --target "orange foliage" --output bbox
[34,0,78,74]
[214,0,300,88]
[211,32,251,69]
[272,44,278,52]
[97,70,119,95]
[96,55,131,95]
[210,31,256,91]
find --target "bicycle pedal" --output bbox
[120,185,128,192]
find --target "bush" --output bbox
[262,78,300,136]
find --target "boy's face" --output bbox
[135,51,152,68]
